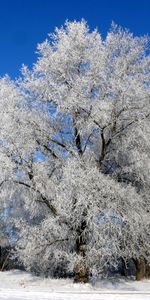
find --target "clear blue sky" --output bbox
[0,0,150,78]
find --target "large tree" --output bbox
[0,21,150,281]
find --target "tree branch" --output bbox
[13,180,58,216]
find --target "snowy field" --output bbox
[0,270,150,300]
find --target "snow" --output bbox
[0,270,150,299]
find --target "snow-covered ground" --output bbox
[0,270,150,300]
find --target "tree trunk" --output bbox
[121,258,129,277]
[134,257,146,280]
[145,263,150,278]
[74,126,83,156]
[73,212,89,283]
[74,258,89,283]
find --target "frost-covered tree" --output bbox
[0,75,58,202]
[15,159,149,282]
[0,21,150,281]
[0,77,59,274]
[20,20,150,190]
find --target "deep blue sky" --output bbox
[0,0,150,78]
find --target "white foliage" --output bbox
[0,20,150,278]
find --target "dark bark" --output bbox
[121,259,129,277]
[73,209,89,283]
[145,263,150,278]
[0,247,11,271]
[134,257,146,280]
[99,129,106,165]
[74,127,83,156]
[74,258,89,283]
[28,172,33,180]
